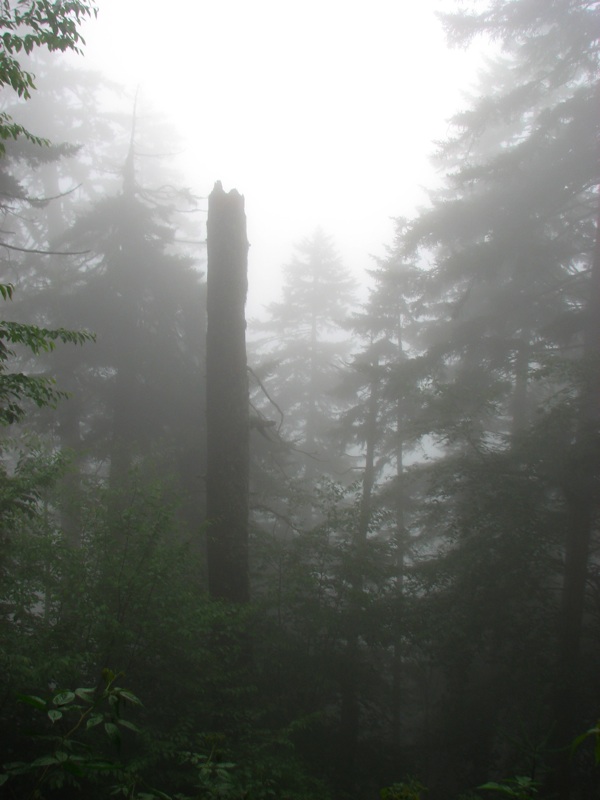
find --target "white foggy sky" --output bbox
[80,0,484,314]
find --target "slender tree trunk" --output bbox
[41,168,84,543]
[511,258,531,435]
[205,181,250,604]
[391,326,407,748]
[357,369,378,545]
[511,333,530,435]
[391,408,406,748]
[303,305,320,486]
[58,387,83,545]
[108,145,139,498]
[338,360,379,796]
[109,357,137,492]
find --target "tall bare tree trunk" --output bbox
[391,319,407,750]
[206,181,250,604]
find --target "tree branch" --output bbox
[0,241,89,256]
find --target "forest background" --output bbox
[0,1,599,800]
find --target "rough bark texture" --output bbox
[206,181,250,604]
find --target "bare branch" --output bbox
[0,242,90,256]
[250,502,303,533]
[248,365,285,431]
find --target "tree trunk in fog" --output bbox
[108,147,139,501]
[43,165,84,543]
[511,335,530,435]
[391,325,407,749]
[109,357,137,493]
[303,302,319,485]
[552,192,600,799]
[58,387,83,545]
[206,181,250,604]
[339,361,379,794]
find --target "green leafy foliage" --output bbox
[0,0,98,153]
[0,283,94,542]
[479,775,539,799]
[0,281,14,300]
[0,464,334,798]
[572,719,600,765]
[2,665,331,799]
[0,306,95,425]
[0,282,95,425]
[1,670,142,796]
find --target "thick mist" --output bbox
[0,2,598,799]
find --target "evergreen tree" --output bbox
[332,245,427,781]
[250,228,355,530]
[7,120,206,543]
[376,0,599,793]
